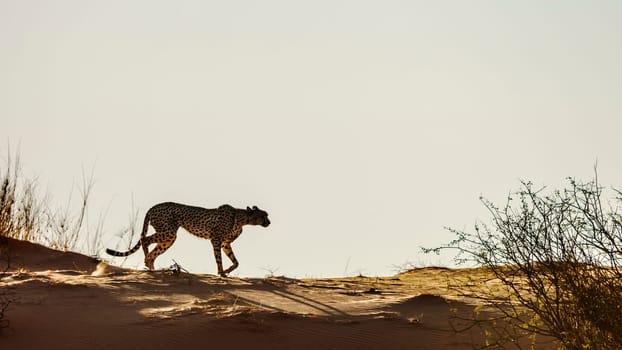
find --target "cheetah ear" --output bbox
[252,205,258,210]
[246,206,252,212]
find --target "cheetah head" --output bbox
[246,206,270,227]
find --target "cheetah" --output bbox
[106,202,270,276]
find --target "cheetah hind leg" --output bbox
[141,234,153,259]
[144,232,176,270]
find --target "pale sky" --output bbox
[2,1,621,277]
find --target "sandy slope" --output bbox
[0,238,557,349]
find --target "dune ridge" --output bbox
[0,238,556,349]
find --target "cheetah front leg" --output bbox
[210,239,227,277]
[221,242,239,275]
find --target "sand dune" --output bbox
[0,238,557,349]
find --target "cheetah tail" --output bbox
[105,240,141,257]
[105,209,151,257]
